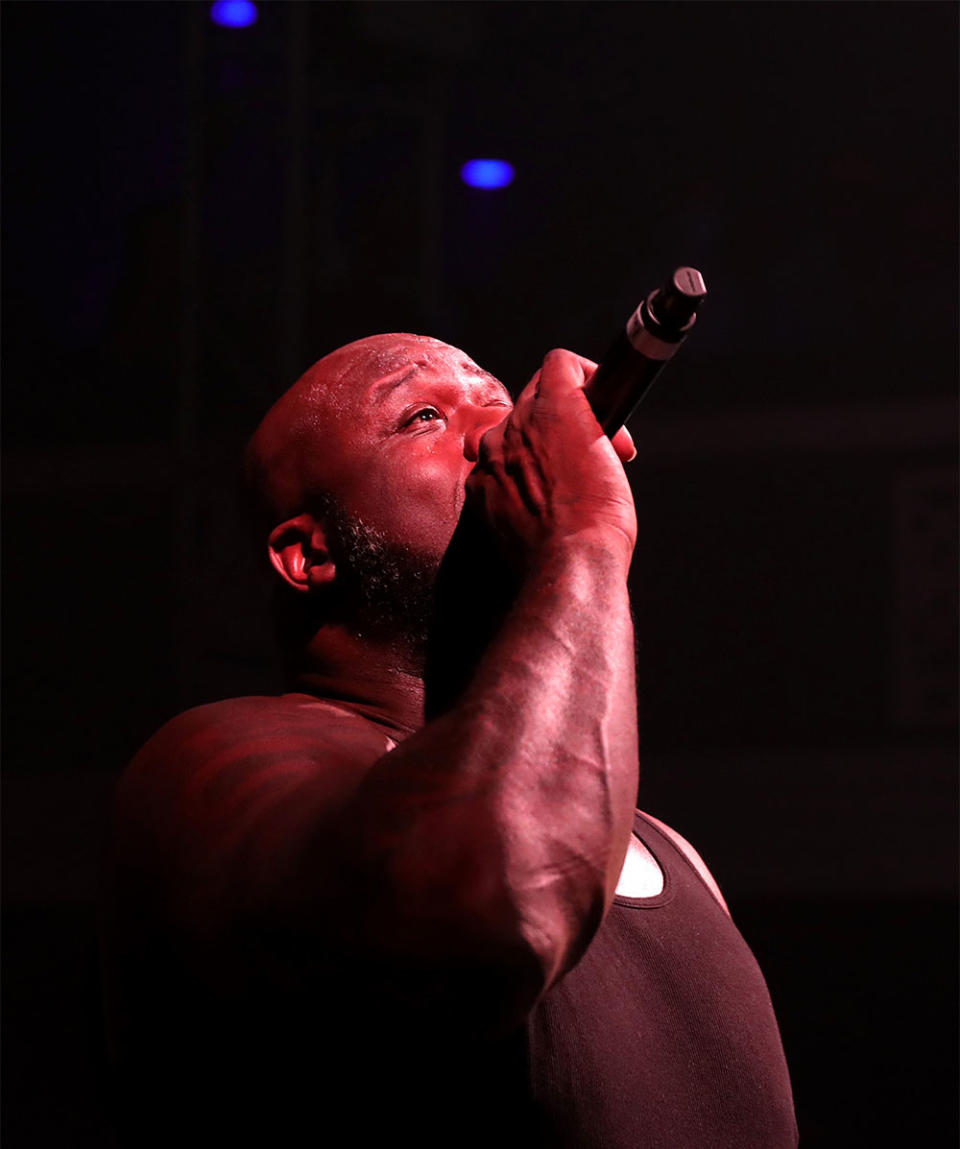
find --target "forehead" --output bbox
[335,340,506,404]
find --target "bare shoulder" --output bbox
[114,694,396,856]
[129,694,395,778]
[639,810,730,916]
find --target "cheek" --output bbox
[352,448,466,557]
[394,459,465,555]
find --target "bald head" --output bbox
[242,332,513,655]
[244,333,483,532]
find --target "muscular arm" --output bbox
[334,529,637,1021]
[308,353,637,1031]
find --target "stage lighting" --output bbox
[210,1,258,29]
[460,159,515,190]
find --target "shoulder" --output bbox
[115,695,395,844]
[130,694,392,775]
[638,810,730,916]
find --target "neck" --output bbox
[286,624,426,739]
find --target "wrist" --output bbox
[528,527,634,581]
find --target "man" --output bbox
[99,334,798,1147]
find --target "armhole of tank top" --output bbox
[611,813,677,910]
[628,809,730,914]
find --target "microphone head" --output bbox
[673,266,707,301]
[650,267,708,330]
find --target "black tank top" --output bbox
[105,811,797,1148]
[525,811,799,1147]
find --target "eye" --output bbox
[402,406,444,429]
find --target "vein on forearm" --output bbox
[337,541,638,982]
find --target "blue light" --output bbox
[460,159,515,190]
[210,1,258,29]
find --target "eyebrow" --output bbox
[370,364,510,405]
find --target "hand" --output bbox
[466,349,638,568]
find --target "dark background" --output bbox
[2,2,957,1145]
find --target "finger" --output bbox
[611,425,637,463]
[568,352,599,389]
[534,348,587,400]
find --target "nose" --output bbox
[463,403,510,464]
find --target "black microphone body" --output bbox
[584,266,707,436]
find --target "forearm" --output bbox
[338,530,638,991]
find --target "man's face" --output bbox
[315,338,512,570]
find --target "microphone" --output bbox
[584,266,707,435]
[424,267,706,720]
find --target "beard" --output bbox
[318,495,440,652]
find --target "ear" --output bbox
[267,514,336,594]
